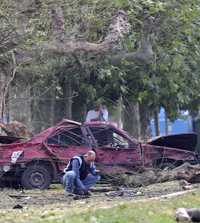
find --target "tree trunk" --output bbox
[0,52,18,121]
[124,101,141,139]
[72,99,86,122]
[64,78,72,119]
[49,82,56,126]
[115,96,123,128]
[139,103,151,141]
[154,109,160,136]
[0,71,6,120]
[191,111,200,151]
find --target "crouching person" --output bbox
[63,150,100,196]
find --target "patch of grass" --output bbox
[65,192,200,223]
[0,191,200,223]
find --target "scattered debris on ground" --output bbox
[0,162,200,221]
[13,204,23,209]
[0,180,198,210]
[103,163,200,187]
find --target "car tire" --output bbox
[21,165,51,189]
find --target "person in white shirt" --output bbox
[85,109,99,122]
[86,104,108,122]
[99,105,108,121]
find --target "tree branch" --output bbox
[43,7,154,64]
[40,9,130,55]
[109,21,155,65]
[1,4,156,65]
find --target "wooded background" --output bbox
[1,0,200,141]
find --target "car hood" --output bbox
[147,133,197,151]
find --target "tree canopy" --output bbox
[1,0,200,138]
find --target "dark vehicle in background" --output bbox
[0,119,198,189]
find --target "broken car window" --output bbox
[89,127,112,147]
[112,132,129,148]
[89,126,129,148]
[47,127,86,146]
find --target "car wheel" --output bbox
[21,165,51,189]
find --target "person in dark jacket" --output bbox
[63,150,100,195]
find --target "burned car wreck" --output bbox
[0,119,198,189]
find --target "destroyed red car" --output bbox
[0,119,198,189]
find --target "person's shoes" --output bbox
[84,191,92,196]
[73,194,90,200]
[65,191,74,197]
[73,189,85,195]
[74,190,92,196]
[72,190,92,200]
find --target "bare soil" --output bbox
[0,180,199,210]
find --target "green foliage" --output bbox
[2,0,200,124]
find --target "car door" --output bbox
[89,126,142,173]
[46,126,91,170]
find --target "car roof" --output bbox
[29,119,138,145]
[29,119,81,144]
[56,119,81,127]
[83,121,116,127]
[84,121,139,145]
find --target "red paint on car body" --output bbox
[0,119,197,186]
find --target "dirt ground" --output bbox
[0,180,199,210]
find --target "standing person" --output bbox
[62,150,100,196]
[86,103,109,122]
[85,104,100,122]
[99,105,109,121]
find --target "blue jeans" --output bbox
[63,171,100,193]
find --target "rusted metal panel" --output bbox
[147,133,197,151]
[141,144,196,166]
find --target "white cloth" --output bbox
[86,108,109,122]
[100,108,108,121]
[86,110,99,122]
